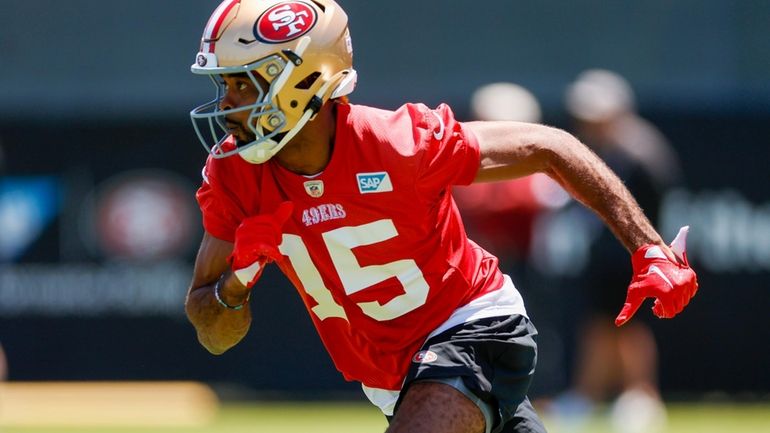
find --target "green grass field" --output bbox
[2,401,769,433]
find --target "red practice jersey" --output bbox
[197,102,505,390]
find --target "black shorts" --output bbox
[393,314,547,433]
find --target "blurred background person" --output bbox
[550,69,683,433]
[454,83,568,273]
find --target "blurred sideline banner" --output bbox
[0,262,191,317]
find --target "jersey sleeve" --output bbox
[195,157,247,243]
[413,103,480,191]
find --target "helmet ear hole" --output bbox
[290,100,299,108]
[295,71,322,90]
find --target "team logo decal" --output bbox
[196,54,207,67]
[357,172,393,194]
[254,1,317,44]
[303,180,324,198]
[412,350,438,364]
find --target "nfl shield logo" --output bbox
[412,350,438,363]
[304,180,324,198]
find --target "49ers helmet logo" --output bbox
[255,1,317,43]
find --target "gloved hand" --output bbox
[228,201,294,287]
[615,226,699,326]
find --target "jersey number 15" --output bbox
[279,219,429,322]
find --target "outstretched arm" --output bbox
[466,120,665,254]
[185,232,252,355]
[465,121,697,325]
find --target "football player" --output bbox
[184,1,698,432]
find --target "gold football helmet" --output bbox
[190,0,356,163]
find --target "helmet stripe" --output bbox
[202,0,240,53]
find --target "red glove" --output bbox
[228,201,294,287]
[615,226,699,326]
